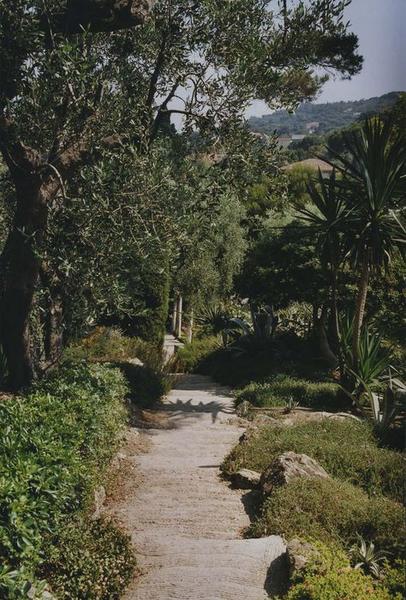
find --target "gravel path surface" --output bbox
[111,374,287,600]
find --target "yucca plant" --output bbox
[197,307,251,346]
[298,169,350,365]
[327,117,406,368]
[350,535,387,578]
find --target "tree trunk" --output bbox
[330,268,344,378]
[314,305,338,368]
[187,308,194,344]
[40,266,64,366]
[0,178,51,390]
[176,295,183,339]
[352,253,370,367]
[171,298,178,335]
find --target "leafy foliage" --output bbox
[281,540,395,600]
[223,419,405,502]
[252,477,405,556]
[0,363,129,596]
[41,518,135,600]
[174,336,221,373]
[234,375,342,411]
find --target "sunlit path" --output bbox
[110,375,286,600]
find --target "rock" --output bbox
[253,414,281,427]
[92,485,106,520]
[127,357,144,367]
[231,468,261,489]
[236,400,253,418]
[260,451,329,495]
[286,538,318,577]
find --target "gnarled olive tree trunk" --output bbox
[0,174,57,390]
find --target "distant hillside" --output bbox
[248,92,402,136]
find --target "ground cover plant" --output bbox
[223,419,405,502]
[0,362,134,598]
[278,540,399,600]
[252,477,405,556]
[234,375,345,411]
[41,518,136,600]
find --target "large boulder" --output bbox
[230,468,261,489]
[260,451,329,495]
[286,538,319,578]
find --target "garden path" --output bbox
[110,374,287,600]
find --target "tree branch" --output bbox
[46,0,154,35]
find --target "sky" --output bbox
[246,0,406,118]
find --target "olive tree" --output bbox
[0,0,362,388]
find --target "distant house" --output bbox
[291,134,306,141]
[305,121,320,134]
[277,136,292,149]
[283,158,334,177]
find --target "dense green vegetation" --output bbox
[248,92,401,136]
[0,362,132,597]
[223,419,405,502]
[234,376,342,411]
[252,477,405,556]
[0,1,404,598]
[280,541,399,600]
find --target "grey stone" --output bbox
[253,414,281,427]
[236,400,253,417]
[231,468,261,489]
[92,485,106,520]
[286,538,318,578]
[261,451,329,495]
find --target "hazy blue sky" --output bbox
[246,0,406,117]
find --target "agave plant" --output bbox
[197,307,251,346]
[284,396,300,414]
[350,535,387,578]
[367,374,406,430]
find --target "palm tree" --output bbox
[298,169,350,371]
[327,118,406,367]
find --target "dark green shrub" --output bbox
[0,363,129,597]
[235,374,344,411]
[198,332,328,386]
[120,363,170,407]
[252,478,405,556]
[42,518,136,599]
[223,419,405,502]
[174,336,220,373]
[283,540,394,600]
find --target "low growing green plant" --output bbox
[223,419,405,502]
[282,539,395,600]
[252,478,405,556]
[350,535,387,578]
[0,363,130,597]
[235,375,343,411]
[42,518,136,599]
